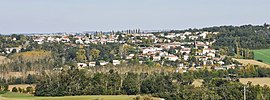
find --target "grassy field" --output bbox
[253,49,270,64]
[0,92,160,100]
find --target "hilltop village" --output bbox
[1,30,240,73]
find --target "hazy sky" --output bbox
[0,0,270,34]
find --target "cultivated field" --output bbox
[0,92,161,100]
[192,78,270,87]
[253,49,270,64]
[233,58,270,68]
[239,78,270,86]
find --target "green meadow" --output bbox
[253,49,270,64]
[0,92,159,100]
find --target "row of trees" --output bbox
[34,66,270,99]
[34,68,193,96]
[11,86,34,93]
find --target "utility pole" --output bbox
[244,85,246,100]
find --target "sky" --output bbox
[0,0,270,34]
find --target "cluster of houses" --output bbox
[2,30,238,73]
[76,60,120,69]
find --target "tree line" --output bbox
[34,65,270,99]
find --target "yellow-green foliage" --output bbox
[9,50,53,62]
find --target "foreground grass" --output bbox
[0,92,157,100]
[253,49,270,64]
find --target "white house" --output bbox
[100,61,109,66]
[178,63,184,67]
[77,63,87,69]
[47,37,55,42]
[222,64,236,70]
[183,55,189,61]
[89,62,96,67]
[165,33,176,38]
[218,61,225,65]
[34,37,45,44]
[5,47,22,54]
[126,54,134,59]
[199,32,207,39]
[152,56,161,61]
[167,55,178,61]
[142,48,156,54]
[207,52,216,58]
[84,39,91,44]
[75,39,84,44]
[214,67,225,70]
[184,32,192,36]
[203,48,216,55]
[113,60,121,65]
[189,36,198,40]
[61,37,70,43]
[180,48,191,55]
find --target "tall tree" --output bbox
[76,46,87,62]
[90,49,100,61]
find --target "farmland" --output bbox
[253,49,270,64]
[0,92,160,100]
[240,78,270,86]
[193,78,270,87]
[233,58,270,68]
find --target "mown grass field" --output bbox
[0,92,160,100]
[253,49,270,64]
[240,78,270,86]
[192,78,270,87]
[233,58,270,68]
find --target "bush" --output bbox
[26,87,34,93]
[134,96,141,100]
[12,87,18,92]
[18,87,23,93]
[257,59,263,62]
[0,91,7,94]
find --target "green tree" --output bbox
[26,74,36,84]
[26,87,34,93]
[90,49,100,60]
[12,87,18,92]
[122,72,139,95]
[76,46,87,62]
